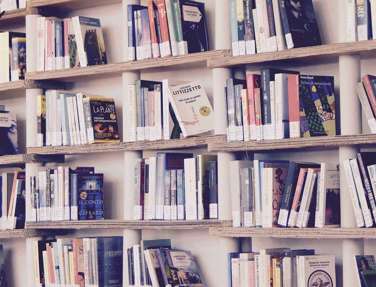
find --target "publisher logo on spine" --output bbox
[308,270,333,287]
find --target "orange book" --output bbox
[147,0,161,58]
[46,244,56,284]
[287,74,300,138]
[73,238,85,287]
[246,73,261,140]
[156,0,171,57]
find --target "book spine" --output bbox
[261,69,273,139]
[55,20,64,70]
[230,161,241,227]
[254,160,262,226]
[244,0,256,55]
[288,74,300,138]
[357,153,376,221]
[226,79,236,141]
[266,0,277,51]
[128,5,136,61]
[246,73,257,140]
[269,80,276,140]
[356,0,369,41]
[163,169,171,220]
[148,0,161,58]
[230,0,240,56]
[287,168,306,227]
[236,0,246,55]
[26,15,40,72]
[278,0,293,49]
[254,86,263,140]
[241,89,250,141]
[274,74,284,139]
[362,75,376,115]
[262,167,273,228]
[314,163,326,228]
[172,0,187,55]
[165,0,179,56]
[346,0,357,41]
[234,85,244,141]
[278,162,297,226]
[358,83,376,132]
[295,169,314,228]
[208,161,218,220]
[72,17,88,67]
[170,169,177,220]
[184,158,197,220]
[156,0,172,57]
[76,93,88,144]
[155,154,166,219]
[272,0,286,50]
[253,8,261,53]
[176,169,185,220]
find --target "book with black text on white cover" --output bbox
[298,255,336,287]
[168,81,213,137]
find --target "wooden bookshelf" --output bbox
[26,220,231,230]
[208,40,376,68]
[29,0,121,10]
[0,81,25,94]
[0,229,36,239]
[26,50,226,81]
[27,142,127,155]
[0,8,26,25]
[209,227,376,239]
[0,154,29,166]
[207,134,376,152]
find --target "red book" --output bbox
[246,73,261,140]
[46,244,56,284]
[362,75,376,116]
[147,0,160,58]
[73,238,85,286]
[288,74,300,138]
[156,0,171,57]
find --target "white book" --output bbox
[76,93,88,144]
[144,250,160,287]
[315,163,327,228]
[274,74,288,139]
[296,169,315,228]
[56,94,63,146]
[162,79,172,140]
[241,89,250,141]
[184,158,197,220]
[37,17,46,72]
[1,173,8,227]
[368,165,376,209]
[259,250,271,287]
[168,81,214,138]
[272,0,285,51]
[231,258,240,287]
[253,160,262,227]
[71,95,82,145]
[256,0,269,53]
[165,0,179,56]
[155,153,166,220]
[72,16,88,67]
[26,15,40,73]
[66,96,77,146]
[371,0,376,39]
[269,81,276,139]
[58,167,66,220]
[350,158,374,227]
[252,9,261,54]
[346,0,357,41]
[357,83,376,133]
[147,157,157,220]
[262,167,273,228]
[282,256,292,287]
[230,161,245,227]
[153,86,163,140]
[63,167,71,220]
[124,84,137,142]
[133,159,143,220]
[357,0,369,41]
[343,159,365,227]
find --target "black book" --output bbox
[97,237,123,287]
[14,172,25,229]
[180,0,209,53]
[0,110,18,156]
[355,255,376,287]
[279,0,321,49]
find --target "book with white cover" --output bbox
[26,15,40,73]
[297,255,336,287]
[184,157,197,220]
[146,157,157,220]
[272,0,285,50]
[261,167,273,228]
[350,158,374,227]
[295,169,316,228]
[124,84,137,142]
[168,81,213,138]
[346,0,357,41]
[371,0,376,39]
[253,160,262,227]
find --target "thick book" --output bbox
[97,237,123,287]
[355,255,376,287]
[279,0,321,49]
[168,81,213,137]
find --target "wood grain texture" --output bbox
[0,81,25,93]
[27,142,127,155]
[0,229,36,239]
[29,0,121,10]
[0,8,26,25]
[0,154,29,166]
[208,134,376,152]
[208,40,376,68]
[209,227,376,239]
[26,220,231,230]
[26,50,226,81]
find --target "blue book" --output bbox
[97,237,123,287]
[77,173,104,220]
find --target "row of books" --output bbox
[230,248,336,287]
[358,74,376,133]
[0,170,25,230]
[26,165,104,223]
[134,153,218,221]
[0,0,26,11]
[226,69,337,142]
[29,90,120,148]
[230,0,321,56]
[125,80,213,142]
[344,152,376,228]
[127,0,208,61]
[30,236,123,287]
[27,15,107,72]
[0,105,18,156]
[346,0,376,42]
[230,159,340,228]
[127,238,204,287]
[0,32,26,83]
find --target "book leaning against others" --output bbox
[168,81,214,137]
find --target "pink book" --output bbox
[288,74,300,138]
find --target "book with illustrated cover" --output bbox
[10,35,26,81]
[179,0,209,53]
[88,97,120,143]
[298,255,336,287]
[168,81,213,137]
[355,255,376,287]
[78,173,104,220]
[299,75,337,137]
[279,0,321,49]
[0,110,18,156]
[72,16,107,67]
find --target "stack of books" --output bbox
[230,160,340,228]
[29,90,120,147]
[125,80,213,142]
[225,69,337,141]
[344,152,376,228]
[230,249,336,287]
[0,170,25,230]
[0,0,26,11]
[134,153,218,221]
[0,105,18,156]
[0,32,26,83]
[346,0,376,42]
[27,15,107,72]
[30,236,123,287]
[26,165,104,223]
[127,0,208,61]
[229,0,321,56]
[127,238,204,286]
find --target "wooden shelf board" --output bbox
[0,154,29,166]
[26,50,226,81]
[0,9,26,25]
[208,134,376,152]
[0,229,33,239]
[26,220,231,230]
[29,0,121,10]
[208,40,376,68]
[209,227,376,239]
[0,80,25,93]
[27,142,126,155]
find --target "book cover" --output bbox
[355,255,376,287]
[97,237,123,287]
[0,110,18,156]
[279,0,321,49]
[324,169,340,226]
[168,81,213,137]
[77,173,104,220]
[180,0,209,53]
[299,255,336,287]
[10,35,26,81]
[14,172,25,229]
[299,75,336,137]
